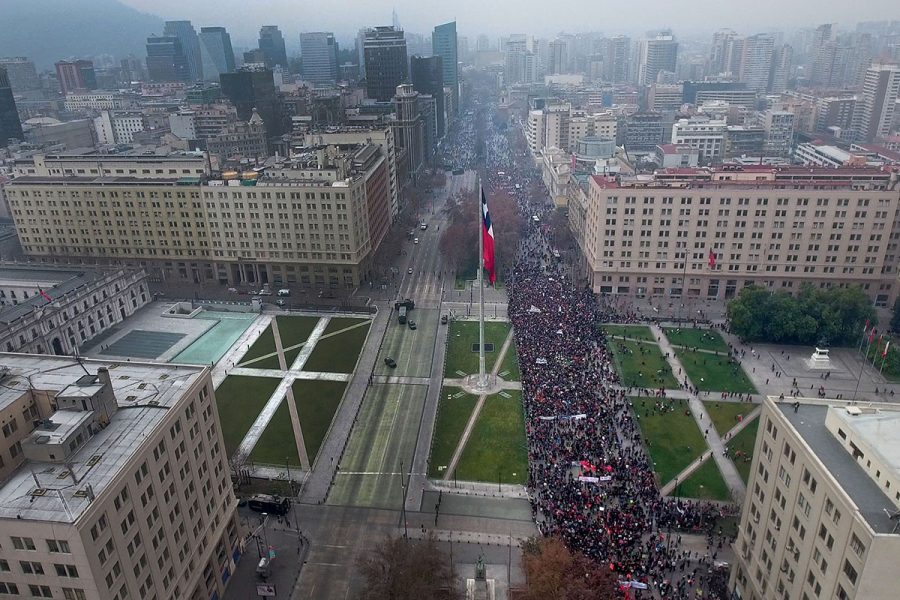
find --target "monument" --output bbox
[806,347,833,370]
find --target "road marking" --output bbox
[306,562,344,567]
[320,544,349,549]
[336,471,427,476]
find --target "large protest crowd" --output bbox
[468,99,732,598]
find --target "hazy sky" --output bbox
[119,0,897,45]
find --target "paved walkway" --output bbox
[442,329,516,482]
[650,324,747,503]
[211,314,271,387]
[273,317,311,470]
[443,377,522,390]
[301,304,392,503]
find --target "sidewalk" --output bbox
[650,324,747,503]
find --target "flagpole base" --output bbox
[462,374,500,395]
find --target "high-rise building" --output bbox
[603,35,631,83]
[729,397,900,600]
[761,109,795,156]
[163,20,202,81]
[145,36,190,82]
[738,34,775,93]
[300,32,339,85]
[671,116,726,163]
[0,66,24,146]
[0,57,40,92]
[258,26,288,70]
[549,38,568,75]
[54,60,97,94]
[393,83,424,181]
[363,26,408,102]
[709,29,739,74]
[0,354,242,600]
[411,55,445,138]
[638,31,678,85]
[219,67,284,138]
[432,21,459,115]
[198,27,235,83]
[768,44,793,93]
[852,63,900,142]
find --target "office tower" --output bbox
[0,67,23,146]
[761,109,795,156]
[604,35,631,83]
[120,55,146,83]
[639,31,678,85]
[300,32,339,85]
[198,27,235,82]
[219,67,284,137]
[549,38,568,74]
[737,34,775,93]
[411,55,445,137]
[393,83,424,180]
[476,34,491,52]
[259,25,288,70]
[432,21,459,115]
[709,29,738,74]
[729,397,900,600]
[769,44,793,93]
[363,26,408,102]
[0,355,242,600]
[145,37,189,82]
[852,63,900,142]
[55,60,97,94]
[0,57,40,92]
[163,21,202,80]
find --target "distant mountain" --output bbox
[0,0,165,69]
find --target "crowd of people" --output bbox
[467,95,732,598]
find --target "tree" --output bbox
[547,208,574,251]
[522,537,618,600]
[890,297,900,334]
[357,534,460,600]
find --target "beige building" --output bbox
[12,152,209,180]
[730,396,900,600]
[569,165,900,306]
[0,354,241,600]
[527,103,617,157]
[6,145,391,289]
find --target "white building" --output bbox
[63,92,135,112]
[761,109,795,157]
[93,111,146,145]
[671,117,726,163]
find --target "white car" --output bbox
[413,238,419,244]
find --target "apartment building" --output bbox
[569,165,900,306]
[0,355,241,600]
[5,145,390,289]
[11,152,209,180]
[0,264,150,355]
[527,103,617,156]
[729,396,900,600]
[671,117,727,163]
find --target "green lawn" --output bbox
[727,417,760,484]
[497,339,521,381]
[702,401,758,436]
[249,397,299,466]
[239,325,280,369]
[214,375,282,456]
[602,324,656,342]
[631,397,707,485]
[445,321,512,377]
[276,315,320,368]
[609,339,679,389]
[675,349,757,394]
[663,327,730,353]
[303,318,371,373]
[676,459,731,501]
[428,387,479,478]
[454,390,527,485]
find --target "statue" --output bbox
[475,554,486,581]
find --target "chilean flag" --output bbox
[481,189,496,285]
[38,287,52,303]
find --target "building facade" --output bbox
[432,22,459,116]
[729,397,900,600]
[570,165,900,306]
[639,32,678,85]
[0,354,242,600]
[163,21,202,81]
[671,117,727,163]
[0,66,23,146]
[219,67,284,138]
[258,26,288,70]
[0,57,40,92]
[198,27,235,83]
[852,63,900,143]
[55,60,97,95]
[411,56,445,138]
[363,27,408,102]
[145,36,190,83]
[299,32,339,85]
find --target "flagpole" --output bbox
[478,182,487,388]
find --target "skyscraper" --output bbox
[363,26,408,102]
[549,38,568,74]
[0,57,40,92]
[852,63,900,142]
[219,67,284,138]
[0,66,24,146]
[300,32,339,85]
[259,26,288,70]
[411,55,445,137]
[199,27,235,82]
[768,44,793,93]
[432,21,458,115]
[738,34,775,93]
[145,36,190,82]
[163,21,202,81]
[393,83,424,180]
[601,35,630,83]
[55,60,97,94]
[638,31,678,85]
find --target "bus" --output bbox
[398,306,407,324]
[247,495,291,515]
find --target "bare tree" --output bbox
[522,537,618,600]
[357,534,460,600]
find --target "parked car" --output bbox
[408,320,417,330]
[275,299,286,307]
[407,267,413,274]
[413,237,419,244]
[247,494,290,515]
[384,357,397,368]
[441,315,448,325]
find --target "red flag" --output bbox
[38,288,52,303]
[708,248,716,268]
[868,327,876,344]
[883,341,890,358]
[863,319,870,334]
[481,189,496,285]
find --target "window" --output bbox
[0,583,18,595]
[11,536,35,550]
[28,585,52,598]
[63,590,87,600]
[19,561,43,575]
[54,563,79,577]
[842,560,858,585]
[47,539,71,554]
[850,534,865,557]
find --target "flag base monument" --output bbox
[471,183,496,394]
[805,347,833,370]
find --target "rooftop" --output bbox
[0,354,206,524]
[0,266,106,326]
[776,401,899,535]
